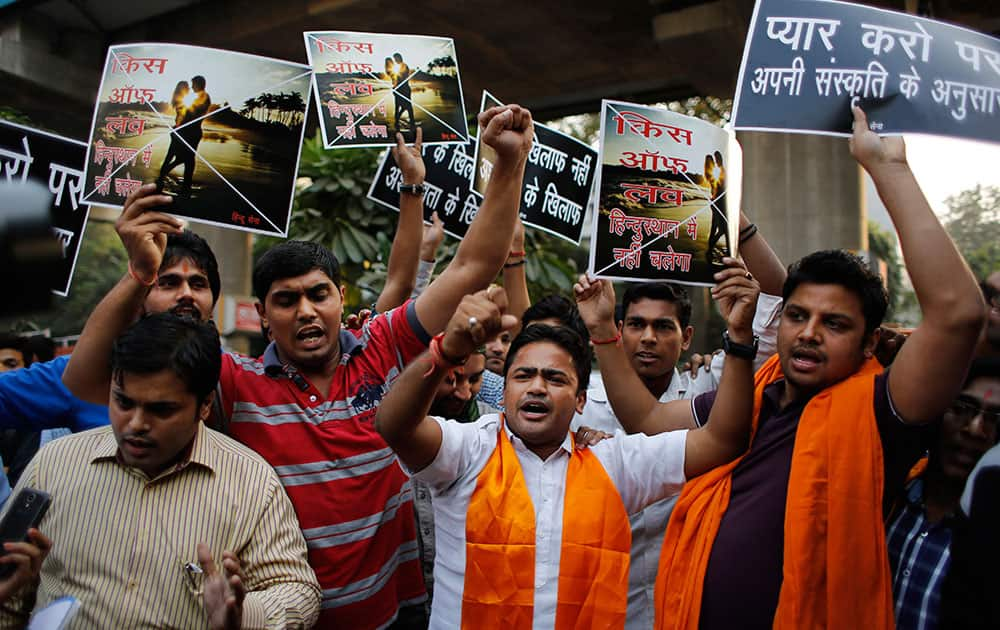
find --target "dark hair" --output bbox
[192,75,206,90]
[0,333,26,358]
[393,53,403,62]
[111,313,221,405]
[163,230,221,304]
[253,241,341,302]
[782,250,888,337]
[621,282,692,328]
[522,295,590,344]
[967,357,1000,385]
[23,336,55,363]
[504,324,591,393]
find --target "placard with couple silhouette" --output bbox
[81,43,313,237]
[305,31,469,149]
[589,100,738,287]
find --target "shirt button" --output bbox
[903,569,911,577]
[920,531,928,538]
[309,395,317,402]
[127,580,137,589]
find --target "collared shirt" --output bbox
[573,370,705,630]
[477,369,505,410]
[886,477,954,630]
[409,413,688,630]
[218,300,430,628]
[695,372,931,630]
[0,423,319,630]
[568,292,782,630]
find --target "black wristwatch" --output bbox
[399,182,426,196]
[722,330,759,360]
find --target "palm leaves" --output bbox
[239,91,306,128]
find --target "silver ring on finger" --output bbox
[467,316,479,330]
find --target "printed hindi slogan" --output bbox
[367,140,480,240]
[304,31,470,149]
[588,100,738,286]
[80,43,313,237]
[471,91,597,245]
[0,120,92,296]
[733,0,1000,143]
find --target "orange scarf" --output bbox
[462,421,631,629]
[655,354,893,630]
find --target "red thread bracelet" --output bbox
[128,262,157,287]
[590,331,621,346]
[423,334,467,378]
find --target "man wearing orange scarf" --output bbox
[375,258,760,630]
[574,106,987,629]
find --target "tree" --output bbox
[867,220,907,322]
[254,132,388,311]
[942,185,1000,281]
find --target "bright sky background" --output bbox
[866,134,1000,229]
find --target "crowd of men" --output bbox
[0,103,995,630]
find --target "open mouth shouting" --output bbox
[296,324,326,350]
[789,346,825,373]
[170,303,201,320]
[518,398,551,421]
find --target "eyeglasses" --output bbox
[948,398,1000,426]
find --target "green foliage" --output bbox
[253,132,391,310]
[867,220,905,319]
[0,106,31,126]
[259,96,736,314]
[942,185,1000,281]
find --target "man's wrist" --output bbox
[438,334,471,365]
[722,329,758,360]
[725,328,754,345]
[587,322,618,342]
[866,161,911,183]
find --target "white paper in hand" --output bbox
[27,596,79,630]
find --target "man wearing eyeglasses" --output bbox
[885,357,1000,630]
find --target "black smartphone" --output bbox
[0,488,51,578]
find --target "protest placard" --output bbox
[80,43,312,237]
[1,120,91,296]
[367,140,480,240]
[588,100,739,286]
[733,0,1000,143]
[471,91,596,244]
[305,31,469,149]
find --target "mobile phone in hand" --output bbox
[0,488,51,578]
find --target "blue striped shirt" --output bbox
[886,477,954,630]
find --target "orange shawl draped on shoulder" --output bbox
[461,421,632,629]
[654,354,894,630]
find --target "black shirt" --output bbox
[694,371,930,630]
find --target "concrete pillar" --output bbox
[686,132,865,356]
[737,131,865,264]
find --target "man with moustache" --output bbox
[575,106,986,629]
[0,229,220,438]
[65,104,536,629]
[887,357,1000,630]
[375,253,760,629]
[0,314,319,628]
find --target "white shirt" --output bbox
[961,442,1000,515]
[408,414,688,630]
[570,291,783,629]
